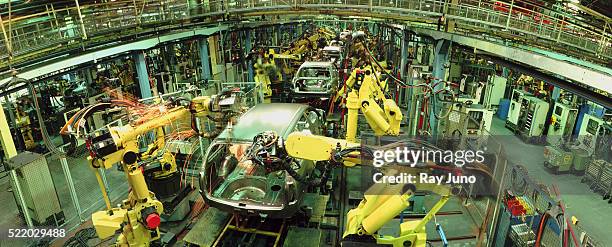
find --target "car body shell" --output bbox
[199,103,325,218]
[291,61,339,100]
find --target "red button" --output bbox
[145,213,161,229]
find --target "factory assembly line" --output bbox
[0,2,610,247]
[48,31,470,247]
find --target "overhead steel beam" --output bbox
[412,27,612,95]
[0,25,228,85]
[489,56,611,109]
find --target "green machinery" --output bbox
[543,101,578,174]
[7,152,64,226]
[517,96,550,141]
[576,114,605,156]
[544,146,591,175]
[545,113,608,174]
[444,103,494,136]
[573,114,610,174]
[546,102,577,145]
[505,89,532,131]
[483,74,507,107]
[571,147,590,174]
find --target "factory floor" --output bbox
[1,118,609,246]
[489,117,612,244]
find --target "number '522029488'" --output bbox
[7,228,66,238]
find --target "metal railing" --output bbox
[0,0,609,73]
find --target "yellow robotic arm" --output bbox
[284,131,361,166]
[74,92,240,246]
[88,107,189,246]
[254,58,276,101]
[253,131,450,247]
[283,28,335,56]
[335,63,389,103]
[336,65,403,142]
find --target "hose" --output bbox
[14,77,66,157]
[535,213,549,247]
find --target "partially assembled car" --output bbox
[291,61,339,101]
[199,103,325,218]
[321,45,343,65]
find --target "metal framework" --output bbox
[0,0,609,76]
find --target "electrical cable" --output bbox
[359,35,456,121]
[16,77,66,156]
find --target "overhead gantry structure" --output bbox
[1,1,609,108]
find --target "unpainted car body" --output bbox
[291,61,339,100]
[199,103,325,218]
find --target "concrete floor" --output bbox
[489,117,611,244]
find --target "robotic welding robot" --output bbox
[61,90,243,246]
[243,130,454,247]
[334,65,403,142]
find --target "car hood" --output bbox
[216,103,308,141]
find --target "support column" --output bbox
[166,44,176,93]
[133,52,152,99]
[430,39,451,136]
[199,38,212,82]
[0,104,17,159]
[297,23,303,36]
[274,25,280,47]
[506,0,515,29]
[74,0,88,39]
[245,31,254,82]
[399,29,412,132]
[387,29,395,62]
[399,30,409,84]
[0,14,12,59]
